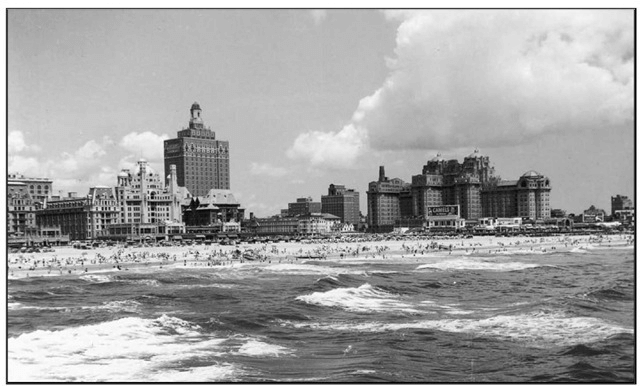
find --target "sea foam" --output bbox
[8,314,233,382]
[296,283,425,314]
[415,259,540,271]
[289,311,633,348]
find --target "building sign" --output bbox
[164,142,182,156]
[427,205,459,217]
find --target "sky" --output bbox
[6,8,635,218]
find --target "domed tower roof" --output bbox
[467,148,482,158]
[134,160,156,176]
[191,101,201,110]
[430,152,444,162]
[522,170,541,178]
[118,171,129,178]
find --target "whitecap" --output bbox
[236,339,292,357]
[415,259,539,271]
[296,283,424,314]
[289,311,633,348]
[78,274,112,283]
[8,314,234,382]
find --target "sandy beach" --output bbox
[7,233,634,280]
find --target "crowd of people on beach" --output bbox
[7,233,634,278]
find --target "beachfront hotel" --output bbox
[367,150,552,232]
[481,170,551,220]
[367,166,412,233]
[164,102,231,197]
[8,173,53,204]
[321,184,360,226]
[287,197,322,217]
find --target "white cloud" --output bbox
[9,136,116,195]
[250,162,289,177]
[288,10,633,169]
[8,155,41,175]
[119,131,169,162]
[9,131,40,153]
[309,10,327,26]
[286,124,368,169]
[360,10,634,151]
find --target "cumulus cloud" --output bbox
[8,155,41,175]
[363,10,633,151]
[309,10,327,26]
[9,131,40,153]
[119,131,169,162]
[9,136,116,194]
[250,162,289,177]
[286,124,368,169]
[288,10,633,168]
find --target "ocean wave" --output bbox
[296,283,425,314]
[8,314,235,382]
[287,310,633,348]
[236,339,292,357]
[415,259,540,271]
[570,247,589,253]
[493,249,550,255]
[117,278,161,287]
[78,274,112,283]
[84,300,142,313]
[579,287,634,302]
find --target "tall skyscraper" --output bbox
[164,102,230,197]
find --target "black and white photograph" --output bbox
[6,5,635,383]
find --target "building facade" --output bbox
[367,166,411,233]
[481,171,551,220]
[251,216,300,235]
[321,184,360,225]
[115,160,190,225]
[37,188,119,241]
[367,151,552,232]
[410,150,494,220]
[288,197,322,216]
[8,173,53,204]
[297,213,340,235]
[164,102,231,196]
[611,195,633,214]
[8,181,39,237]
[182,189,245,232]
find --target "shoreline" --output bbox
[7,234,634,280]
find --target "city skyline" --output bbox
[7,9,634,218]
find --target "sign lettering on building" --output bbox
[427,205,459,217]
[164,142,181,156]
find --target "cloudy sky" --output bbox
[7,9,635,217]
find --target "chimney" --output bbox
[379,166,386,182]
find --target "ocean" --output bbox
[7,243,635,382]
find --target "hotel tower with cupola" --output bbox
[164,102,231,197]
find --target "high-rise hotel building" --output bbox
[367,150,552,232]
[164,102,230,197]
